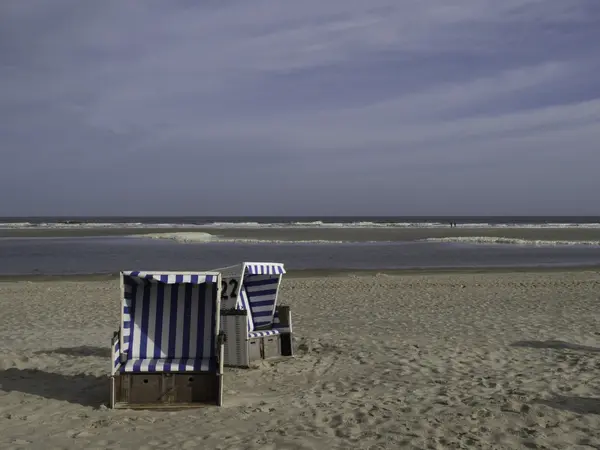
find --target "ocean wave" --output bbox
[219,238,348,244]
[208,221,264,228]
[206,221,600,229]
[138,232,217,243]
[134,232,347,244]
[0,222,204,230]
[137,232,346,245]
[285,221,600,229]
[0,222,35,228]
[422,237,600,247]
[2,221,600,230]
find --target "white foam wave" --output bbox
[137,232,217,243]
[220,238,348,244]
[134,232,347,244]
[290,221,445,228]
[0,222,205,230]
[200,221,600,229]
[1,220,600,230]
[423,237,600,247]
[208,221,263,228]
[0,222,35,228]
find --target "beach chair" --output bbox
[110,271,225,409]
[212,262,293,367]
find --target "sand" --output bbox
[1,271,600,449]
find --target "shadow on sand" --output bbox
[34,346,111,358]
[536,395,600,415]
[0,368,107,408]
[510,340,600,353]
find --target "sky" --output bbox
[1,0,599,216]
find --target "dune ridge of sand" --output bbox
[1,271,599,449]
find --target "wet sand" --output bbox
[1,269,600,448]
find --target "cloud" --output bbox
[0,0,599,215]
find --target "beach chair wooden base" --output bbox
[222,308,294,368]
[250,333,294,361]
[248,335,283,361]
[110,372,223,409]
[242,334,294,367]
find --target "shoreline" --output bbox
[1,264,599,282]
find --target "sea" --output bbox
[1,216,600,276]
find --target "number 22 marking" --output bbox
[221,279,239,300]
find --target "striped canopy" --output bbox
[245,263,286,275]
[116,271,221,373]
[123,271,219,284]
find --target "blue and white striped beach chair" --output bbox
[213,262,293,367]
[110,271,225,409]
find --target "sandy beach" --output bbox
[1,270,600,449]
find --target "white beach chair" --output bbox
[213,262,293,367]
[110,271,225,409]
